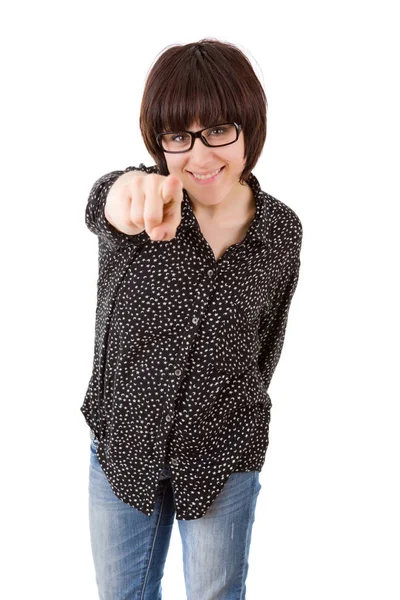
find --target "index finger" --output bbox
[157,175,184,239]
[160,175,184,206]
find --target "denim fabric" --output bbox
[158,463,172,481]
[88,433,262,600]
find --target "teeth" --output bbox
[192,167,222,180]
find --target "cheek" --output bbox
[225,152,246,171]
[166,157,185,173]
[239,141,247,162]
[223,143,246,166]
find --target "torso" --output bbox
[199,220,252,262]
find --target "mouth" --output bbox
[187,166,225,184]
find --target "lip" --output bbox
[187,166,225,184]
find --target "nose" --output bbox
[189,136,216,161]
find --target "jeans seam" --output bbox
[239,472,258,600]
[140,483,167,600]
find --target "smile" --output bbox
[187,166,225,183]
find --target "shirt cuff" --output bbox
[85,164,158,250]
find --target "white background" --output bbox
[1,0,399,598]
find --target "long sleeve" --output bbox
[85,164,158,250]
[257,257,301,393]
[80,168,304,520]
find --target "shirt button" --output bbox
[171,458,178,466]
[192,317,199,325]
[207,269,214,277]
[166,414,172,422]
[175,368,182,377]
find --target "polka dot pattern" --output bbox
[81,163,303,520]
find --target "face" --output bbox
[163,121,247,207]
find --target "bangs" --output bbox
[151,53,242,133]
[140,39,267,182]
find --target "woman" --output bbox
[82,38,303,600]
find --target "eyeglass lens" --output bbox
[160,124,237,152]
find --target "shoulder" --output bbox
[260,191,303,257]
[263,192,302,240]
[124,163,160,175]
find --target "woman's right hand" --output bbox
[104,171,184,242]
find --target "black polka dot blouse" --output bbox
[81,163,303,520]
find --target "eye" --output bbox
[210,127,226,135]
[171,133,191,143]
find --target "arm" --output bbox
[85,164,158,250]
[257,257,301,393]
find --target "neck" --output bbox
[189,182,254,224]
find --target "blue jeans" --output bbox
[88,431,262,600]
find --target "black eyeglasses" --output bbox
[156,122,242,154]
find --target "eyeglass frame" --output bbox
[156,122,242,154]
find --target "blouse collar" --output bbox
[179,171,269,247]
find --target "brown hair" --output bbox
[139,39,267,185]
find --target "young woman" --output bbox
[81,39,303,600]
